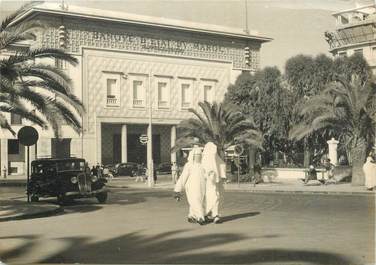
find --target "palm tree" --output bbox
[0,3,84,136]
[172,101,263,159]
[290,75,376,185]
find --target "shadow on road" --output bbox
[0,230,355,265]
[220,211,260,223]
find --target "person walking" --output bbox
[171,162,179,184]
[363,155,376,191]
[201,142,226,224]
[174,146,206,225]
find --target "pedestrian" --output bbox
[303,165,317,184]
[135,164,145,182]
[363,155,376,191]
[174,146,206,225]
[201,142,226,224]
[91,166,97,176]
[323,158,336,184]
[171,162,179,184]
[3,165,7,179]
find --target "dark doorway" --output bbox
[127,134,160,164]
[51,138,71,158]
[113,134,121,164]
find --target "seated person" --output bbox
[323,158,336,184]
[304,165,317,184]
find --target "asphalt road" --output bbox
[0,187,374,265]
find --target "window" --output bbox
[8,139,20,155]
[338,51,347,58]
[200,80,216,103]
[181,82,192,109]
[132,79,145,107]
[156,77,171,109]
[10,113,22,125]
[104,73,120,107]
[55,58,67,70]
[372,47,376,58]
[354,49,363,55]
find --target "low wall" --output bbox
[261,168,306,181]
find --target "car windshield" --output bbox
[57,161,85,172]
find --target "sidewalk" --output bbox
[107,175,375,196]
[2,174,374,195]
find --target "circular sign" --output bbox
[17,126,39,146]
[139,134,148,144]
[234,144,244,156]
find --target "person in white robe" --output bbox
[363,155,376,190]
[174,146,206,225]
[202,142,227,224]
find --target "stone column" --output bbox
[170,125,177,183]
[96,122,102,165]
[170,125,177,164]
[327,138,339,165]
[1,139,8,178]
[121,124,128,163]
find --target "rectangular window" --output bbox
[338,51,347,58]
[8,139,20,155]
[354,49,363,55]
[372,47,376,57]
[133,80,145,107]
[10,113,22,125]
[104,73,120,107]
[204,85,212,102]
[156,77,171,109]
[181,83,192,109]
[55,58,67,70]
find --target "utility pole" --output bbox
[244,0,250,34]
[147,71,154,188]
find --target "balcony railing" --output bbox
[106,97,119,106]
[181,102,190,109]
[158,101,169,108]
[133,99,144,107]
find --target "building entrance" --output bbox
[127,134,160,165]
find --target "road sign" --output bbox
[17,126,39,146]
[139,134,148,144]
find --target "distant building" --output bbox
[325,2,376,74]
[0,2,271,175]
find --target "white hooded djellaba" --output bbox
[202,142,227,219]
[363,156,376,190]
[174,146,206,221]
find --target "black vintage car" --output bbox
[27,158,108,205]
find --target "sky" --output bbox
[0,0,374,70]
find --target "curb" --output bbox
[107,184,375,196]
[0,205,63,222]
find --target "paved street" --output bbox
[0,186,374,265]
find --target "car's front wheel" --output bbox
[96,192,108,204]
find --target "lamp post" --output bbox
[147,71,154,188]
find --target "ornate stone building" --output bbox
[1,2,271,174]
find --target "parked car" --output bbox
[156,162,172,174]
[28,158,108,205]
[113,162,139,177]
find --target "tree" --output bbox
[172,101,263,159]
[224,68,293,167]
[0,3,84,136]
[285,54,335,166]
[290,72,376,185]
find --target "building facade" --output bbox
[0,3,271,175]
[326,2,376,74]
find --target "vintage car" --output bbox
[28,158,108,205]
